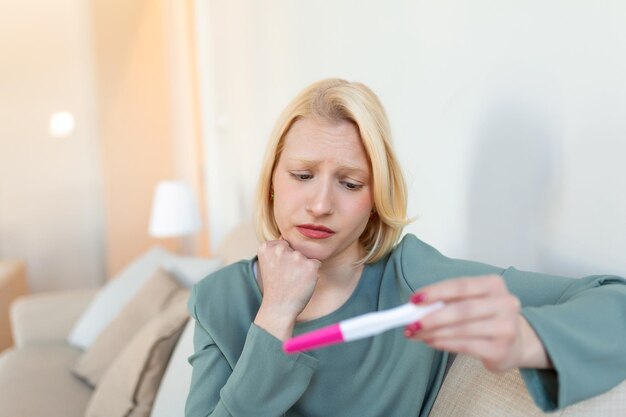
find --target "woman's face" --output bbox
[271,117,373,266]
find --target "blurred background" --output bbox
[1,0,625,294]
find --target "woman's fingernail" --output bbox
[406,321,422,332]
[410,292,426,304]
[404,328,414,338]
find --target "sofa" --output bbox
[0,223,624,417]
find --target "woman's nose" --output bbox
[306,180,334,216]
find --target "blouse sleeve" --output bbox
[185,285,319,417]
[502,267,626,411]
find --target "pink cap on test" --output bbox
[283,324,345,354]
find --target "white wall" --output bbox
[0,0,105,291]
[196,0,626,277]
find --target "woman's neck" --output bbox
[295,246,365,322]
[316,261,363,291]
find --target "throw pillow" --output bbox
[72,267,182,387]
[68,246,174,349]
[85,290,190,417]
[67,247,222,350]
[149,319,195,417]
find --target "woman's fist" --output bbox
[254,239,321,340]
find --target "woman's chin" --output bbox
[287,240,332,261]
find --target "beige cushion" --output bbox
[69,247,176,350]
[0,345,93,417]
[85,290,189,417]
[429,355,549,417]
[429,355,626,417]
[73,268,183,387]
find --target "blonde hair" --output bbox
[254,78,410,264]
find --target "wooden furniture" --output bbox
[0,261,28,352]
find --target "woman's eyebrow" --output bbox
[287,157,320,167]
[287,158,368,175]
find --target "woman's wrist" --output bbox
[516,315,552,369]
[254,303,297,341]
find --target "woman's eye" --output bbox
[343,181,363,191]
[291,173,313,181]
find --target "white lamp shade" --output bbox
[149,181,202,237]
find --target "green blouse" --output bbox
[186,234,626,417]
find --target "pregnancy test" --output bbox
[283,301,444,354]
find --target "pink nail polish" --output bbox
[411,321,422,331]
[410,292,426,304]
[404,329,414,338]
[405,322,420,332]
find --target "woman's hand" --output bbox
[254,239,321,341]
[405,275,550,372]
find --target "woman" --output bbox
[186,78,626,417]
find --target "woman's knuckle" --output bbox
[492,339,505,353]
[502,294,520,311]
[497,319,516,339]
[489,275,504,287]
[455,302,471,320]
[503,324,516,339]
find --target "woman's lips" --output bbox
[296,224,335,239]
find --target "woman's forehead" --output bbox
[280,118,369,165]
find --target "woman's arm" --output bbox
[406,269,626,411]
[185,286,319,417]
[396,235,626,410]
[186,239,322,417]
[509,270,626,411]
[253,239,320,341]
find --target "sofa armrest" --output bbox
[10,289,97,348]
[429,355,626,417]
